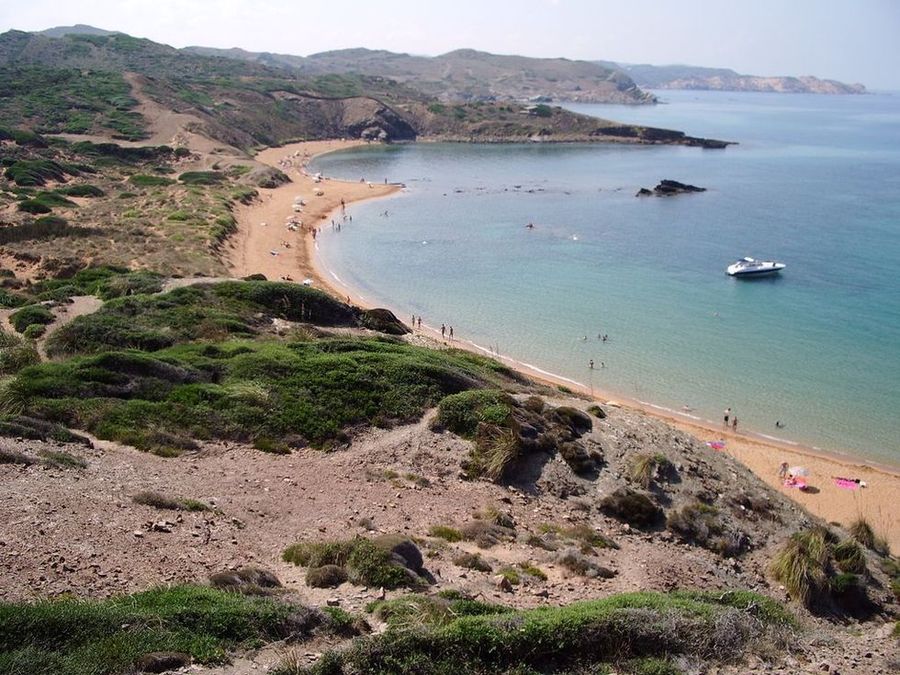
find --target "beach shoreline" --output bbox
[232,139,900,552]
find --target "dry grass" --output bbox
[769,527,833,607]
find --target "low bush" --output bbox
[452,552,492,572]
[305,565,348,588]
[0,333,40,374]
[58,184,105,197]
[38,449,87,470]
[368,594,507,630]
[556,548,616,579]
[459,520,515,549]
[208,567,282,595]
[629,452,674,489]
[769,526,835,607]
[586,404,607,419]
[848,518,890,556]
[9,304,54,333]
[433,389,513,437]
[667,501,746,557]
[0,415,90,446]
[428,525,463,542]
[282,537,423,590]
[518,562,547,581]
[599,488,663,528]
[0,447,32,465]
[22,324,46,340]
[0,585,319,675]
[179,171,226,185]
[833,539,867,574]
[300,591,794,674]
[133,491,210,512]
[17,335,508,452]
[128,174,175,187]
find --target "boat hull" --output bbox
[727,267,784,277]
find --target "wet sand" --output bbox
[234,140,900,552]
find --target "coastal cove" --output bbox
[309,90,900,473]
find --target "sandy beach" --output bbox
[231,140,900,553]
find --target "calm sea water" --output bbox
[312,90,900,466]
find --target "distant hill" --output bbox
[606,62,866,95]
[37,24,119,38]
[185,46,657,105]
[1,29,733,151]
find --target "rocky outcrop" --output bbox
[636,180,707,197]
[592,125,731,149]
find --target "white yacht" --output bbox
[726,257,786,278]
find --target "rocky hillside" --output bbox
[608,62,866,94]
[0,274,897,674]
[0,29,729,152]
[188,45,657,104]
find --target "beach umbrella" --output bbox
[788,466,809,477]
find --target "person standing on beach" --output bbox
[724,407,731,426]
[732,416,738,432]
[441,324,446,338]
[778,462,789,480]
[417,316,421,329]
[449,326,454,340]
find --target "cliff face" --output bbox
[611,62,866,95]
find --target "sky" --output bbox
[2,0,899,89]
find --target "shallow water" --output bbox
[312,90,900,466]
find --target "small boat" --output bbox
[726,257,786,278]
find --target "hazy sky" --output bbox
[2,0,899,89]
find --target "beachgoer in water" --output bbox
[589,359,594,370]
[724,407,731,425]
[775,420,785,428]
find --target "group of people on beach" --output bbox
[410,315,456,341]
[723,407,738,432]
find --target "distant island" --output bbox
[605,62,866,95]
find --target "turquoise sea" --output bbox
[311,90,900,467]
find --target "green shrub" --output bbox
[4,159,68,186]
[22,324,46,340]
[0,289,28,309]
[0,415,90,445]
[434,389,512,437]
[9,304,54,333]
[179,171,226,185]
[304,591,794,674]
[833,539,867,574]
[38,450,87,470]
[282,537,422,590]
[369,594,507,630]
[58,184,105,197]
[518,563,547,581]
[0,585,314,675]
[428,525,463,542]
[0,333,40,374]
[128,174,175,187]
